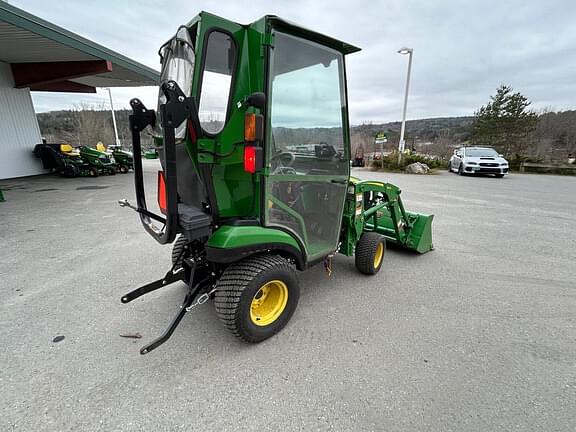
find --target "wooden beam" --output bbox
[11,60,112,88]
[29,80,96,93]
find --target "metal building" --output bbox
[0,2,159,179]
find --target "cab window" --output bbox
[198,31,236,134]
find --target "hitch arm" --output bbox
[120,268,185,304]
[139,275,211,355]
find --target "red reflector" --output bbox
[157,170,167,214]
[244,145,256,174]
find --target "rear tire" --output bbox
[88,167,99,177]
[62,165,77,178]
[214,254,300,343]
[355,232,386,275]
[119,164,129,174]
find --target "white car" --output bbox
[449,146,509,178]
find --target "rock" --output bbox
[405,162,430,174]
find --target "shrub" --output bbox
[371,152,447,171]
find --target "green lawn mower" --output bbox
[120,12,434,354]
[79,145,116,176]
[112,148,134,173]
[97,143,134,173]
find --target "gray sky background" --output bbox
[11,0,576,125]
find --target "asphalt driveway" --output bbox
[1,163,574,431]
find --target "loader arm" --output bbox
[340,179,434,255]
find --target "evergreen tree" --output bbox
[471,85,538,156]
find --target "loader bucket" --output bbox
[402,211,434,253]
[367,209,434,254]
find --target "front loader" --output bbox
[120,12,433,354]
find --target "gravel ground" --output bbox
[1,162,575,431]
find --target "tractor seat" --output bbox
[60,144,80,157]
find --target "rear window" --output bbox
[198,31,236,134]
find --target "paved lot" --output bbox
[1,163,575,431]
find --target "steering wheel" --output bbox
[270,151,296,174]
[271,150,295,166]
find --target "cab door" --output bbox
[263,31,350,262]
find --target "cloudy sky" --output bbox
[11,0,576,124]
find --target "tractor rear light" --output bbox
[157,170,167,214]
[244,145,256,174]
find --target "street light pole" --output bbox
[105,87,121,147]
[397,47,413,163]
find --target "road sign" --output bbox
[375,132,388,144]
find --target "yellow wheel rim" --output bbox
[250,280,288,326]
[373,242,384,268]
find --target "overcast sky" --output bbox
[11,0,576,124]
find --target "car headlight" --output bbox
[501,163,508,166]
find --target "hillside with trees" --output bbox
[37,94,576,164]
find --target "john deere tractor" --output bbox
[120,12,433,354]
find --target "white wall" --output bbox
[0,61,43,179]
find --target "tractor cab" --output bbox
[135,12,360,265]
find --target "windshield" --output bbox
[157,26,195,140]
[466,148,499,157]
[269,32,347,167]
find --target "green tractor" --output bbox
[120,12,433,354]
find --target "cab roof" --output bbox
[185,12,361,56]
[265,16,361,55]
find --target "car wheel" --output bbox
[458,164,464,176]
[495,174,504,178]
[447,162,452,172]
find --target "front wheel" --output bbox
[458,164,464,176]
[355,232,386,275]
[214,255,300,343]
[495,174,504,178]
[119,164,129,174]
